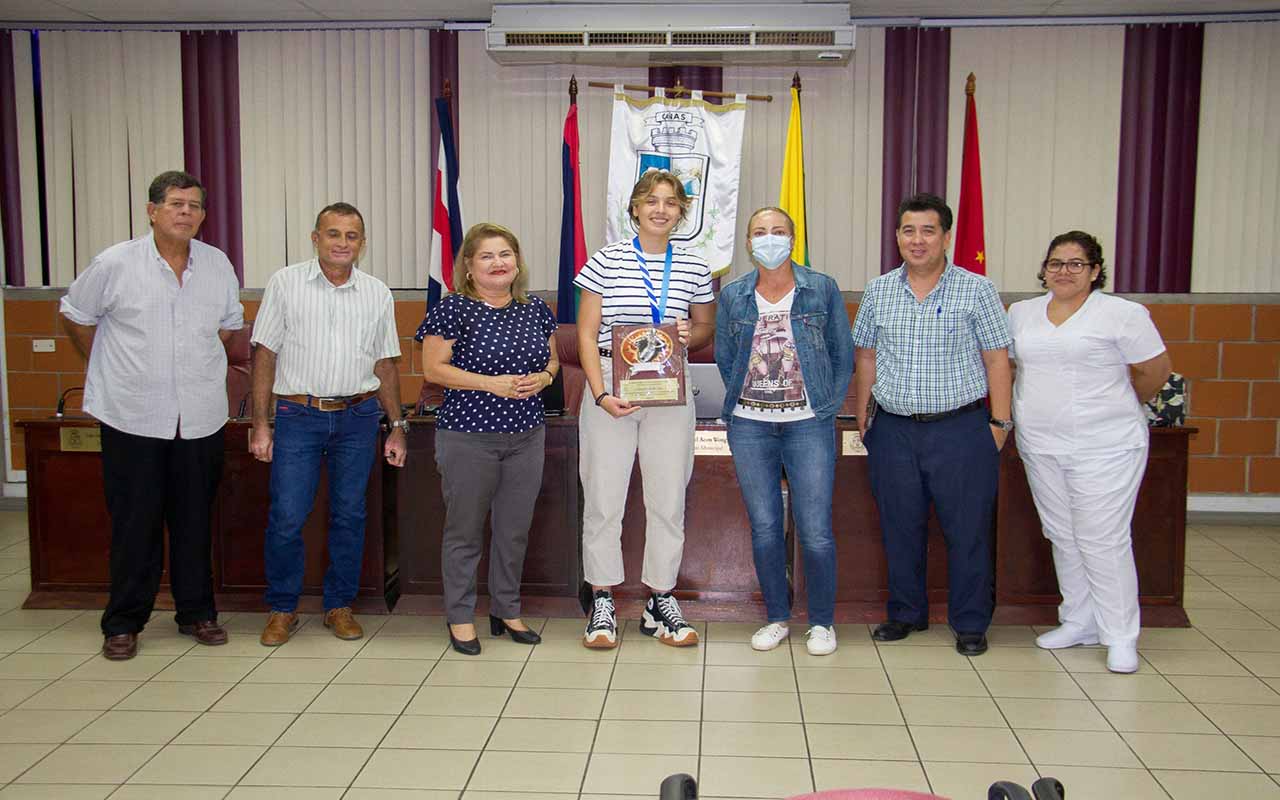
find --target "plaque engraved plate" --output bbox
[610,322,686,407]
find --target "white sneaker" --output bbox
[805,625,837,656]
[1107,643,1140,674]
[750,623,790,651]
[1035,624,1100,650]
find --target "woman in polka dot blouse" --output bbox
[421,223,560,656]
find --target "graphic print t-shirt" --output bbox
[732,289,815,422]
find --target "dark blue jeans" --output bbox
[727,415,837,627]
[264,396,382,612]
[864,405,998,635]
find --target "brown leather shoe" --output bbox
[260,611,299,647]
[103,633,138,660]
[324,607,364,640]
[178,619,228,646]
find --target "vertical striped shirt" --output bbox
[251,259,401,397]
[851,263,1011,415]
[573,240,715,349]
[59,234,244,440]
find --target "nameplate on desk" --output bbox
[841,430,867,456]
[693,430,731,457]
[59,427,102,452]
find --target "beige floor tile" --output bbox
[244,657,348,684]
[381,714,496,749]
[1017,728,1141,767]
[0,654,92,680]
[225,788,344,799]
[176,635,265,658]
[995,697,1110,731]
[462,793,576,800]
[878,646,974,671]
[800,692,902,725]
[974,647,1065,672]
[0,743,56,783]
[1138,628,1220,650]
[1187,608,1275,629]
[514,661,612,690]
[703,690,800,723]
[530,639,620,664]
[63,655,176,683]
[924,762,1040,800]
[698,754,812,798]
[1096,700,1217,733]
[887,667,990,697]
[345,791,456,799]
[503,687,605,719]
[404,685,511,716]
[423,660,522,687]
[612,640,702,667]
[1074,672,1184,702]
[264,636,367,659]
[0,610,82,630]
[0,784,113,799]
[1232,652,1280,677]
[152,655,264,683]
[1234,736,1280,772]
[210,683,323,713]
[115,681,233,712]
[1206,575,1280,593]
[609,662,703,691]
[0,679,48,709]
[0,708,101,743]
[983,626,1042,648]
[1124,732,1260,772]
[19,680,141,710]
[371,616,449,637]
[898,695,1007,728]
[467,749,587,792]
[1205,629,1280,654]
[583,752,699,794]
[239,745,371,786]
[67,710,196,744]
[353,748,479,789]
[812,759,929,793]
[872,626,955,647]
[804,722,916,760]
[1169,675,1280,704]
[484,717,595,753]
[1153,769,1280,798]
[592,719,700,755]
[603,689,700,721]
[707,621,789,643]
[793,667,890,695]
[172,711,295,745]
[1230,593,1280,612]
[308,684,415,715]
[276,712,395,747]
[109,787,229,799]
[1036,765,1169,800]
[911,725,1027,763]
[979,670,1087,700]
[700,720,807,758]
[439,637,533,663]
[333,657,433,686]
[1198,703,1280,736]
[780,644,881,670]
[704,642,792,667]
[355,636,449,660]
[127,743,264,784]
[15,743,159,784]
[17,629,111,655]
[702,665,796,693]
[1184,590,1247,610]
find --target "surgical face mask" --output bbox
[750,234,792,270]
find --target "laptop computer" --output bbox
[688,362,727,420]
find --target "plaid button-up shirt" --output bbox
[852,263,1011,416]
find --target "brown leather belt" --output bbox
[277,391,378,412]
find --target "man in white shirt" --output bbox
[249,202,407,647]
[61,170,244,661]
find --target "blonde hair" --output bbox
[745,206,796,238]
[454,223,531,303]
[627,170,691,228]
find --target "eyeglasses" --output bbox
[1043,259,1093,274]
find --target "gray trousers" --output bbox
[435,426,546,624]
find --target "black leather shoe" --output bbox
[447,623,481,656]
[956,633,988,656]
[872,621,928,642]
[490,615,542,645]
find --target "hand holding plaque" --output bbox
[610,322,686,407]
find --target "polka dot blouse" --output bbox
[422,293,558,433]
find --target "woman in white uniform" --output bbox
[1008,231,1171,674]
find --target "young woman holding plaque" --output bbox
[715,207,854,656]
[420,223,558,656]
[574,170,715,649]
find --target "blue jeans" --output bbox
[264,396,382,612]
[726,415,837,627]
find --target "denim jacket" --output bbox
[714,263,855,423]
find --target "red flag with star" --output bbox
[955,73,986,275]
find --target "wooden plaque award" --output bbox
[610,322,686,407]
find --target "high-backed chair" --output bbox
[226,321,254,418]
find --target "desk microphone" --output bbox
[56,387,84,418]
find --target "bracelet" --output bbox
[594,391,610,406]
[542,370,555,383]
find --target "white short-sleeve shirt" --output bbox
[1008,291,1166,455]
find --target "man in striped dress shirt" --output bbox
[249,203,408,647]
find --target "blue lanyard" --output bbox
[632,237,673,326]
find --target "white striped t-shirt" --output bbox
[251,259,401,397]
[574,240,715,350]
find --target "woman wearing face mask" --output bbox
[715,207,854,655]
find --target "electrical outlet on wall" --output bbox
[32,340,55,353]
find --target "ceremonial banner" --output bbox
[955,73,987,275]
[605,88,746,277]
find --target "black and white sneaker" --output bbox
[640,592,699,647]
[583,590,618,649]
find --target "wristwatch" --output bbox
[389,419,410,432]
[989,417,1014,432]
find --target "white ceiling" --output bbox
[1,0,1277,23]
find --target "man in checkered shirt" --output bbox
[851,193,1013,658]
